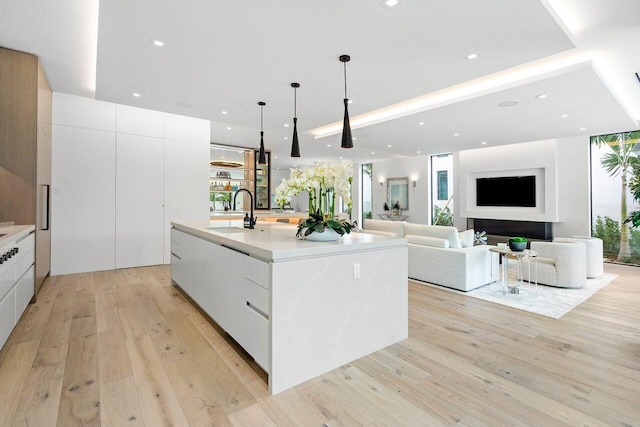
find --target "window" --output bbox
[361,163,372,224]
[437,171,448,200]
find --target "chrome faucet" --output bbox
[233,189,256,229]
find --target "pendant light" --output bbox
[340,54,353,149]
[258,101,267,164]
[290,82,301,157]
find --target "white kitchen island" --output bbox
[171,220,408,395]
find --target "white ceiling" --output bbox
[1,0,639,170]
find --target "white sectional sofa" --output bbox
[363,219,498,292]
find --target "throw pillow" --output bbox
[459,229,474,248]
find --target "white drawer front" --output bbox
[15,265,34,320]
[16,232,35,260]
[244,257,270,290]
[243,305,270,371]
[244,278,269,316]
[0,264,16,301]
[0,288,16,351]
[16,248,35,281]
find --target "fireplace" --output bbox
[467,218,552,246]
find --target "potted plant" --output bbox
[296,209,356,240]
[508,237,527,252]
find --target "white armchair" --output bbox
[553,236,603,278]
[522,241,586,288]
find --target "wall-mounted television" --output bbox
[476,176,536,207]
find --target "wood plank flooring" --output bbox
[0,263,638,426]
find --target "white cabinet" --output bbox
[163,140,209,264]
[0,229,35,351]
[115,133,165,268]
[51,125,116,274]
[171,229,271,371]
[51,94,210,275]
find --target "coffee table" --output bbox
[489,246,537,295]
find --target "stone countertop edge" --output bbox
[0,225,35,245]
[171,220,407,263]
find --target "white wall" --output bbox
[455,136,591,237]
[457,139,559,222]
[371,156,430,224]
[51,93,210,275]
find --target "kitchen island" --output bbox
[171,220,408,395]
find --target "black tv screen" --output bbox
[476,176,536,207]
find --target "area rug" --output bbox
[412,273,617,319]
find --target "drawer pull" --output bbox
[246,301,268,320]
[171,253,182,261]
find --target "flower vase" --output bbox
[304,227,340,241]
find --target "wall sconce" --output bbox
[412,179,417,189]
[379,181,384,190]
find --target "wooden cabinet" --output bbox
[171,229,271,371]
[0,47,52,297]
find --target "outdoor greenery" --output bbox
[591,130,640,263]
[593,215,640,264]
[432,205,453,226]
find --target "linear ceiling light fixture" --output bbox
[290,83,301,157]
[258,101,267,164]
[340,54,353,149]
[311,53,591,139]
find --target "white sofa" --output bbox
[363,219,498,292]
[553,236,603,278]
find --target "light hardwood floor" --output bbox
[0,263,638,426]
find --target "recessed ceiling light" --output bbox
[326,144,332,147]
[371,152,375,155]
[384,0,398,7]
[467,53,479,60]
[453,133,459,136]
[226,126,232,130]
[535,94,548,99]
[284,137,288,140]
[132,92,141,97]
[352,137,357,141]
[274,156,278,159]
[276,167,280,170]
[339,157,343,160]
[348,100,353,104]
[560,114,569,118]
[387,144,392,148]
[481,141,487,145]
[579,127,586,131]
[418,122,425,126]
[153,40,164,47]
[498,101,519,107]
[221,111,227,115]
[417,151,421,154]
[284,123,289,127]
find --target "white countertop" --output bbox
[0,224,35,246]
[172,220,407,262]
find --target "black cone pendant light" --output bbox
[340,54,353,149]
[290,83,301,157]
[258,101,267,164]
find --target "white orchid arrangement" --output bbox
[275,160,356,237]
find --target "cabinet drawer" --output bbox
[15,265,34,320]
[244,278,269,316]
[243,304,270,371]
[0,288,16,351]
[171,254,189,291]
[244,257,270,289]
[16,248,35,281]
[16,232,35,259]
[0,264,16,301]
[171,229,187,258]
